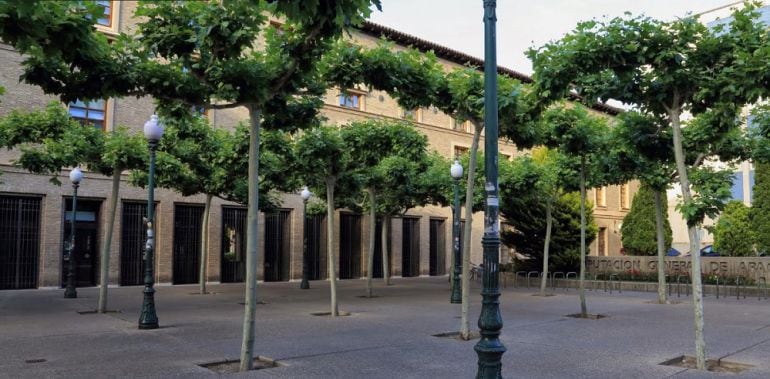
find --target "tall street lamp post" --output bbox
[450,159,463,304]
[139,114,163,330]
[300,186,312,289]
[475,0,506,377]
[64,167,83,299]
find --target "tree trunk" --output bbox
[239,106,261,372]
[579,156,588,318]
[366,188,376,298]
[199,194,212,295]
[326,177,339,317]
[382,215,391,285]
[653,189,667,304]
[460,123,482,340]
[539,198,553,297]
[669,105,706,370]
[97,169,121,313]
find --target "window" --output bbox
[339,93,362,110]
[192,105,208,117]
[68,99,107,130]
[620,184,630,209]
[454,119,472,133]
[730,172,744,201]
[454,145,469,159]
[95,1,113,27]
[402,108,421,122]
[595,186,606,207]
[501,153,512,161]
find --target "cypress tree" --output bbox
[752,163,770,254]
[714,200,754,256]
[621,185,672,256]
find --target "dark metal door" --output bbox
[306,214,325,280]
[173,205,203,284]
[62,200,100,287]
[429,219,446,276]
[264,210,291,282]
[373,218,392,279]
[0,196,41,290]
[402,217,420,277]
[339,214,361,279]
[221,207,246,283]
[120,202,147,286]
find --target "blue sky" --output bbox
[369,1,738,74]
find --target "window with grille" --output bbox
[68,99,107,130]
[454,146,469,159]
[339,93,362,110]
[95,1,113,27]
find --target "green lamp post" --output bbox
[475,0,506,377]
[64,167,83,299]
[138,114,163,330]
[450,159,463,304]
[300,186,312,289]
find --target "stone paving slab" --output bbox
[1,277,769,378]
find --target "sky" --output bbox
[368,0,739,75]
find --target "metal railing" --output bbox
[552,272,565,291]
[526,271,540,289]
[676,275,690,298]
[757,276,768,301]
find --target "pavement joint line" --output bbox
[273,344,393,362]
[717,335,770,362]
[666,367,690,378]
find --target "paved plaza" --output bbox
[1,277,770,378]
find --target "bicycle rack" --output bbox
[527,271,540,289]
[591,273,601,291]
[566,272,577,291]
[606,274,620,294]
[514,271,527,288]
[736,277,746,300]
[756,276,768,301]
[552,272,565,291]
[676,275,690,298]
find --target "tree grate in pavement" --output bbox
[432,331,481,340]
[565,313,607,320]
[660,355,753,374]
[199,356,280,374]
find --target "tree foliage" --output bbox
[752,162,770,254]
[621,185,673,256]
[501,190,597,273]
[714,200,755,257]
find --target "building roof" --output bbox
[358,21,622,116]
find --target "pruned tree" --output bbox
[0,0,382,370]
[543,105,611,317]
[340,120,429,296]
[323,42,544,339]
[0,103,146,313]
[529,5,770,367]
[293,126,360,317]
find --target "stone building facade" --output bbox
[0,1,632,290]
